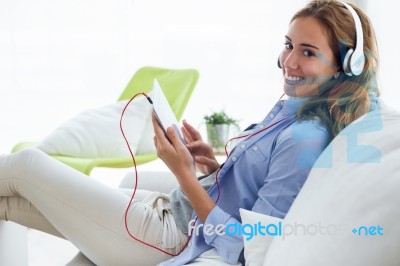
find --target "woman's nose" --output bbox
[283,52,299,70]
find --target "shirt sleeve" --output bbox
[203,120,329,264]
[203,205,244,264]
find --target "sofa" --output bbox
[241,102,400,266]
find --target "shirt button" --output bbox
[240,144,246,149]
[252,146,258,151]
[269,113,275,119]
[259,124,265,129]
[232,156,237,162]
[188,242,192,247]
[170,258,175,262]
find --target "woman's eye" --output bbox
[303,50,314,57]
[284,42,293,50]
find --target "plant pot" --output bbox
[206,123,230,152]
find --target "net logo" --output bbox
[352,225,384,236]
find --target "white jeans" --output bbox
[0,148,187,266]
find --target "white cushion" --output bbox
[263,104,400,266]
[136,113,157,155]
[239,208,283,266]
[37,96,152,158]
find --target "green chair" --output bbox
[12,66,199,175]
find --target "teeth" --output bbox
[285,74,304,81]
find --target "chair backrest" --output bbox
[118,66,199,120]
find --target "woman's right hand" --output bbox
[181,120,220,175]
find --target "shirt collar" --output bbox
[280,97,310,116]
[369,95,380,112]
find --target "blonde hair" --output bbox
[292,0,379,138]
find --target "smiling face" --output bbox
[280,16,339,97]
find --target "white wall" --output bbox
[0,0,398,154]
[0,0,309,153]
[366,0,400,110]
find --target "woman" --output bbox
[0,1,380,265]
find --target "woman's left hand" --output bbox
[151,114,196,181]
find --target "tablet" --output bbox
[151,79,186,143]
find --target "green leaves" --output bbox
[203,111,237,125]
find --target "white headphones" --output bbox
[341,1,365,76]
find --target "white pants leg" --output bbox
[0,148,187,266]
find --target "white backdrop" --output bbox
[0,0,398,154]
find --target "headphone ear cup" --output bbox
[343,49,354,76]
[277,57,282,69]
[349,49,365,76]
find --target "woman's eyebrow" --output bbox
[285,35,320,50]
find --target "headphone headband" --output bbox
[341,1,365,76]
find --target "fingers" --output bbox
[152,114,172,153]
[152,114,185,150]
[186,140,202,150]
[182,120,203,141]
[181,126,193,143]
[194,155,220,174]
[166,127,182,148]
[186,140,213,153]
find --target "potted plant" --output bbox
[204,110,239,152]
